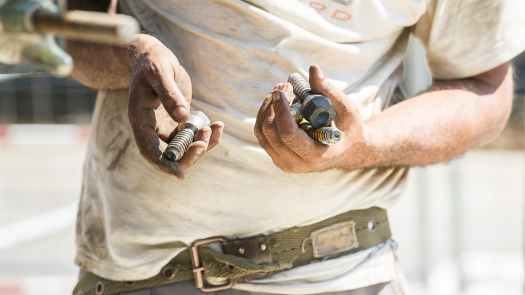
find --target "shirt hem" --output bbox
[75,249,182,281]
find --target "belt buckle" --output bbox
[190,237,234,292]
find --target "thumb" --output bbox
[309,64,359,128]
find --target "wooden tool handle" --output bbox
[31,9,140,45]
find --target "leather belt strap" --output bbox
[74,207,391,295]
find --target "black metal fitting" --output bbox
[287,73,335,128]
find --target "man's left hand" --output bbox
[254,65,371,173]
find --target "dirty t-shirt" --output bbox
[75,0,525,293]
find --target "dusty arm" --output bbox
[254,63,513,173]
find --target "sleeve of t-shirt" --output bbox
[413,0,525,80]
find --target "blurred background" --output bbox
[0,38,524,295]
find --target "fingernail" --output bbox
[175,172,186,180]
[174,106,187,120]
[196,145,207,155]
[203,129,212,140]
[174,163,184,171]
[173,165,185,180]
[272,91,282,102]
[314,64,324,78]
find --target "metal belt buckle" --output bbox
[190,237,234,292]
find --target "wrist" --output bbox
[359,124,387,169]
[337,124,378,170]
[357,125,376,169]
[127,34,183,80]
[127,34,160,65]
[360,125,377,168]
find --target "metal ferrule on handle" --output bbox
[30,8,140,44]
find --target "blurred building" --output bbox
[0,76,97,124]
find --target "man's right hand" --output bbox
[127,34,224,180]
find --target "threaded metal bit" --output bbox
[165,128,196,161]
[299,123,342,145]
[287,73,335,128]
[287,73,311,103]
[290,102,303,123]
[164,111,210,162]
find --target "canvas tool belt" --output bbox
[74,207,391,295]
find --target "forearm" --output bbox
[66,0,132,89]
[255,64,513,174]
[67,40,133,89]
[68,33,178,90]
[360,63,513,168]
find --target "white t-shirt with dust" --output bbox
[74,0,525,294]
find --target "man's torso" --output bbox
[76,0,424,292]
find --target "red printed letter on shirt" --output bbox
[331,10,351,21]
[309,2,327,13]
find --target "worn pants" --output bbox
[79,262,409,295]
